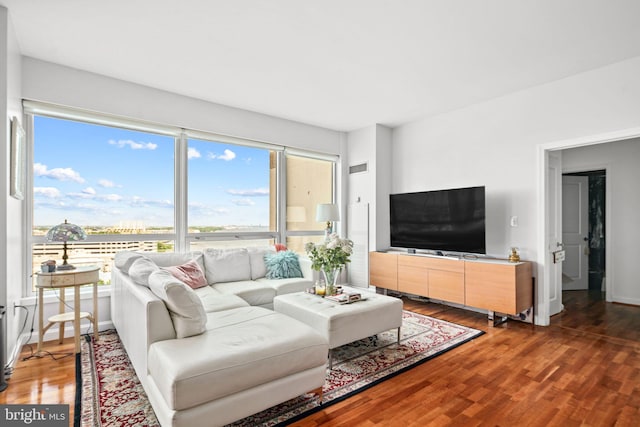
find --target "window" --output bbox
[285,154,335,254]
[30,115,176,288]
[26,103,338,293]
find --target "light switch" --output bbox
[510,216,518,227]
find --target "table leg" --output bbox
[74,285,81,353]
[37,288,44,353]
[58,287,66,344]
[93,281,99,341]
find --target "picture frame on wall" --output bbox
[10,116,26,200]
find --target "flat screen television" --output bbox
[390,186,486,254]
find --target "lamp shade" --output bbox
[45,220,87,270]
[316,203,340,222]
[46,219,88,242]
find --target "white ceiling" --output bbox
[3,0,640,132]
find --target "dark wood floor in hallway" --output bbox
[2,290,638,426]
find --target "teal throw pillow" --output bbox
[264,250,303,279]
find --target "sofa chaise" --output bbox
[110,247,329,427]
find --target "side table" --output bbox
[36,265,100,354]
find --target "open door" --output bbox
[548,152,564,316]
[562,175,589,290]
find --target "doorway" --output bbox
[562,170,606,293]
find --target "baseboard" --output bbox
[6,333,30,372]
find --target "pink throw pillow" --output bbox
[162,260,207,289]
[274,243,288,252]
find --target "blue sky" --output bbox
[33,116,271,228]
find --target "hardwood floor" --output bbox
[2,290,639,426]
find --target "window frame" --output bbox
[23,101,338,296]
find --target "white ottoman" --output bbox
[273,288,403,368]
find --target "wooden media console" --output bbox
[369,251,533,326]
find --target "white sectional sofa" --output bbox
[110,247,329,427]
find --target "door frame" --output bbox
[537,126,640,326]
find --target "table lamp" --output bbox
[316,203,340,236]
[45,219,88,270]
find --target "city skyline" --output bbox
[33,116,272,229]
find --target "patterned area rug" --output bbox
[78,311,483,426]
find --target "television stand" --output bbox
[369,251,533,326]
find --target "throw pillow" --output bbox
[248,246,276,280]
[113,251,145,274]
[264,250,303,279]
[148,270,207,339]
[274,243,287,252]
[128,257,160,287]
[203,248,251,284]
[161,260,207,289]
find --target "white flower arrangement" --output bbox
[304,233,354,272]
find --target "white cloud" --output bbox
[34,163,85,183]
[83,187,96,195]
[34,187,61,198]
[232,198,256,206]
[108,139,158,150]
[208,149,236,161]
[188,147,201,159]
[98,179,117,188]
[227,188,269,197]
[99,194,123,202]
[129,197,173,208]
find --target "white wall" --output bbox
[1,6,24,365]
[347,125,376,244]
[562,137,640,305]
[13,57,346,348]
[391,55,640,324]
[346,124,391,251]
[22,58,343,155]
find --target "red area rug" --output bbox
[78,311,483,426]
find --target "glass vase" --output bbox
[321,267,340,296]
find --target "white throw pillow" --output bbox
[128,257,160,287]
[148,270,207,338]
[144,251,205,272]
[113,251,145,274]
[203,248,251,284]
[248,246,276,280]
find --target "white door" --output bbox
[548,152,564,316]
[562,175,589,290]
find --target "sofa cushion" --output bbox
[144,251,205,272]
[148,270,207,338]
[255,277,313,296]
[203,248,251,284]
[192,286,249,312]
[264,250,304,279]
[128,257,160,287]
[147,307,328,411]
[247,246,276,280]
[113,251,145,274]
[161,260,207,289]
[213,280,276,306]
